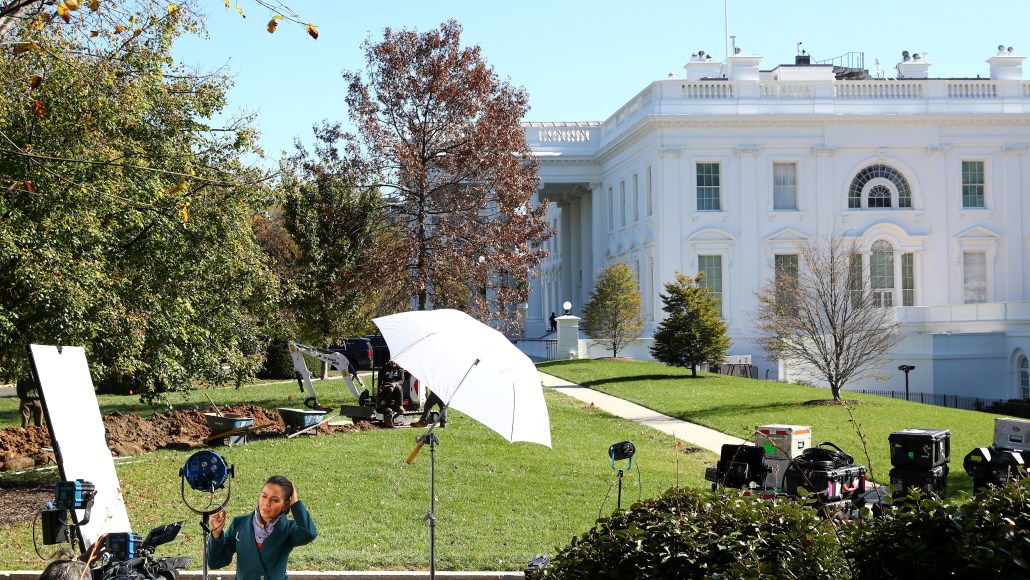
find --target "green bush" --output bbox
[537,487,848,579]
[257,338,296,380]
[846,480,1030,579]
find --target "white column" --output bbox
[559,200,573,316]
[556,313,581,359]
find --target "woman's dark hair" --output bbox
[265,475,294,501]
[40,559,86,580]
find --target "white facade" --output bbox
[525,49,1030,400]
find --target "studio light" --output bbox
[180,450,232,492]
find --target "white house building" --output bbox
[524,47,1030,401]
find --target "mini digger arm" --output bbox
[287,341,366,411]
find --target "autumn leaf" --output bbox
[13,42,38,55]
[306,23,318,40]
[89,0,99,11]
[90,30,99,37]
[32,100,46,118]
[57,3,71,23]
[164,181,188,196]
[167,4,179,15]
[114,24,126,34]
[266,18,277,33]
[236,5,245,18]
[29,75,42,89]
[133,28,142,37]
[180,202,189,225]
[65,0,79,11]
[25,181,35,193]
[224,0,229,7]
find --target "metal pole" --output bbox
[616,469,624,510]
[905,372,910,401]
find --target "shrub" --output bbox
[257,338,295,380]
[536,487,848,579]
[846,480,1030,579]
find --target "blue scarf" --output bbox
[252,507,281,546]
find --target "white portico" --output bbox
[524,47,1030,401]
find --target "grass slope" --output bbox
[540,358,1003,494]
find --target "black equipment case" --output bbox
[889,428,951,469]
[889,464,949,497]
[783,442,867,503]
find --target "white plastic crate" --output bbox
[994,417,1030,451]
[755,424,812,460]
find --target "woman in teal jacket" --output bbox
[208,475,317,579]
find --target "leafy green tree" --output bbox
[274,126,409,344]
[650,271,730,377]
[341,20,551,331]
[0,0,278,398]
[580,262,645,358]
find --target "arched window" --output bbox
[848,164,912,209]
[870,240,895,306]
[1020,355,1029,400]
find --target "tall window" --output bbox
[963,251,987,304]
[850,253,864,307]
[698,255,723,314]
[645,166,653,216]
[870,240,895,306]
[901,253,915,307]
[1020,355,1029,399]
[774,254,799,306]
[773,162,798,210]
[632,174,640,222]
[619,181,626,227]
[848,164,912,209]
[697,163,721,211]
[962,161,985,208]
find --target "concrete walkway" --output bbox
[539,371,746,453]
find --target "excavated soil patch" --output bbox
[1,405,378,524]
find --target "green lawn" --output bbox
[0,359,1008,571]
[539,358,1003,494]
[0,376,714,571]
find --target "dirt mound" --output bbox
[0,405,376,472]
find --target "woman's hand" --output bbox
[210,508,226,538]
[289,483,299,508]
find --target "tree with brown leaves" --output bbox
[342,20,551,331]
[753,233,901,401]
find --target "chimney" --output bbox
[896,51,931,79]
[987,46,1025,80]
[683,50,724,81]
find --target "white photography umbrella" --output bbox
[372,309,551,579]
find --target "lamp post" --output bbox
[562,300,572,315]
[898,364,915,401]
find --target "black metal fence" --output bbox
[514,338,558,361]
[851,389,1006,412]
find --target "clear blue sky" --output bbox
[173,0,1030,163]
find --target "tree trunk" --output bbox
[691,364,697,378]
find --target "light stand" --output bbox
[898,365,915,401]
[609,441,635,510]
[180,451,234,580]
[407,424,442,580]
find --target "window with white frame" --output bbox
[619,181,626,227]
[773,162,798,210]
[848,164,912,209]
[645,166,653,216]
[962,160,985,208]
[696,163,721,211]
[697,254,723,314]
[632,174,639,223]
[1020,355,1029,399]
[870,241,895,306]
[850,242,916,307]
[963,251,987,304]
[774,253,798,307]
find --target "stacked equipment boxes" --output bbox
[994,417,1030,452]
[782,442,866,505]
[888,428,950,497]
[964,446,1027,491]
[755,424,811,492]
